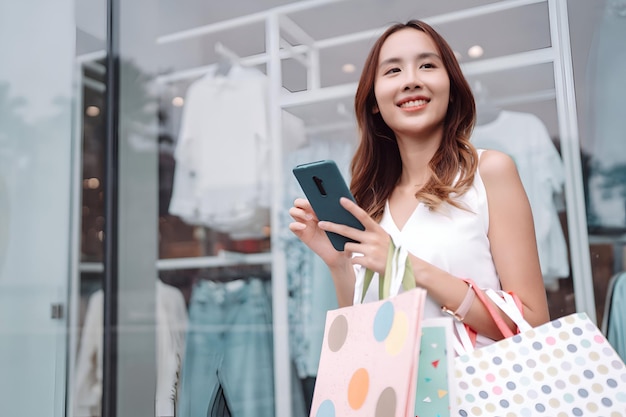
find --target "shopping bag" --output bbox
[453,288,626,416]
[355,239,456,417]
[415,317,456,417]
[309,287,427,417]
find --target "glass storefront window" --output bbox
[3,1,625,416]
[0,1,77,416]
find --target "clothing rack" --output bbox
[195,264,272,282]
[154,46,307,85]
[76,50,106,64]
[155,0,546,95]
[150,4,592,417]
[79,251,273,273]
[67,2,591,417]
[76,50,107,92]
[154,1,558,111]
[158,252,272,270]
[155,0,347,45]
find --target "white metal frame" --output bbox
[67,53,105,417]
[74,1,594,416]
[548,0,595,321]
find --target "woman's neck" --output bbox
[395,132,441,187]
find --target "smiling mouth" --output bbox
[399,99,429,108]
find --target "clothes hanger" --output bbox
[214,41,238,77]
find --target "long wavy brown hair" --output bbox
[351,20,478,220]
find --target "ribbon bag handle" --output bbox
[455,278,531,355]
[461,278,515,339]
[361,239,415,303]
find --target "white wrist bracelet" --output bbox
[441,282,475,321]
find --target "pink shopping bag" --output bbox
[310,288,427,417]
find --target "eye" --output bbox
[420,62,436,69]
[383,67,401,75]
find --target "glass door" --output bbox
[0,0,78,415]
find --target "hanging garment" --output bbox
[471,111,570,287]
[73,281,188,417]
[177,278,275,417]
[602,271,626,362]
[585,0,626,229]
[168,65,307,239]
[177,277,308,417]
[168,64,269,236]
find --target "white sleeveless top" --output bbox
[356,150,500,347]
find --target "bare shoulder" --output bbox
[478,148,529,219]
[478,149,526,206]
[478,149,518,182]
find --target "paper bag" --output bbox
[415,317,456,417]
[310,288,427,417]
[454,311,626,415]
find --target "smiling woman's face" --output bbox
[373,28,451,140]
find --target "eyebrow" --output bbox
[378,52,442,69]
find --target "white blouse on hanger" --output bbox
[73,281,188,417]
[168,64,307,238]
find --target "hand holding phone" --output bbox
[292,160,365,251]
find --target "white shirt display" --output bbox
[471,110,570,286]
[73,281,188,417]
[168,64,307,239]
[168,64,268,237]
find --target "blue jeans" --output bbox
[177,278,274,417]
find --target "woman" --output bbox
[289,20,549,346]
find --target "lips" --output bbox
[398,96,430,108]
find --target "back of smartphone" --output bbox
[292,160,364,251]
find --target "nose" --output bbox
[402,69,422,91]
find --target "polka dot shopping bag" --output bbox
[454,288,626,416]
[309,288,427,417]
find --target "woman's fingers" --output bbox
[293,197,313,211]
[318,198,386,244]
[289,198,318,222]
[318,220,363,243]
[289,196,389,273]
[288,221,306,232]
[339,197,379,229]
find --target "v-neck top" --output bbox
[355,150,500,347]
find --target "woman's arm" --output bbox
[478,149,550,327]
[406,150,549,340]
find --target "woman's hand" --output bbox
[289,197,391,271]
[316,197,391,275]
[288,198,347,267]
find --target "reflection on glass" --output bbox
[68,0,626,415]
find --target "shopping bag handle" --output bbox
[361,239,415,302]
[455,278,530,354]
[459,278,515,339]
[484,288,532,332]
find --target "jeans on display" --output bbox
[177,278,274,417]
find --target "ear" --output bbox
[372,103,379,114]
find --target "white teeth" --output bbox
[400,99,427,108]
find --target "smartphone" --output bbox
[292,160,365,251]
